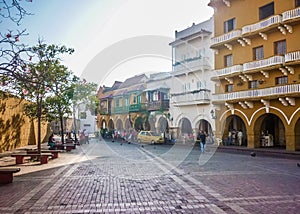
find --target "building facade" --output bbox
[169,17,215,143]
[209,0,300,151]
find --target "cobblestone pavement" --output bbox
[0,139,299,213]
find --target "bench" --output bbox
[64,143,76,152]
[11,153,53,164]
[27,150,63,159]
[0,168,21,184]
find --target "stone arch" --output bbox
[100,119,107,129]
[108,119,114,131]
[157,116,169,134]
[134,116,144,131]
[178,117,193,141]
[116,119,123,131]
[295,118,300,151]
[254,113,285,148]
[125,118,132,131]
[222,115,247,146]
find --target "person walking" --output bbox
[198,131,207,153]
[84,129,89,144]
[237,130,243,146]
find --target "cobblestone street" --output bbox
[0,139,299,213]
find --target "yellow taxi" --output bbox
[137,131,164,144]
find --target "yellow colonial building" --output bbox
[209,0,300,151]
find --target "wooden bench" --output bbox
[0,168,21,184]
[27,150,63,159]
[11,153,53,164]
[64,143,76,152]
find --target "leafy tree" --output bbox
[17,41,74,153]
[45,64,79,144]
[72,79,98,142]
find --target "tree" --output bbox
[45,64,79,144]
[17,41,74,153]
[72,79,98,142]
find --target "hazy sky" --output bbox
[3,0,214,86]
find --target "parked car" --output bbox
[137,131,164,144]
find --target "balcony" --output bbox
[212,84,300,102]
[285,50,300,64]
[243,56,284,72]
[210,30,242,48]
[242,15,282,35]
[171,90,211,106]
[113,106,129,114]
[282,7,300,23]
[99,107,111,115]
[211,65,243,80]
[147,100,169,111]
[129,103,147,112]
[173,57,211,74]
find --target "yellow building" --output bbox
[209,0,300,151]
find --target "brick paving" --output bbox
[0,139,299,213]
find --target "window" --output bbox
[183,83,191,92]
[274,40,286,55]
[197,81,206,90]
[259,2,274,20]
[276,76,288,85]
[224,18,236,33]
[296,0,300,7]
[249,80,258,89]
[133,95,141,103]
[225,84,234,92]
[115,98,120,107]
[253,46,264,60]
[224,54,233,67]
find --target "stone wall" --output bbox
[0,92,49,153]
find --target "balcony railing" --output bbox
[99,107,111,115]
[285,50,300,63]
[129,103,147,112]
[173,57,211,73]
[171,90,211,105]
[147,100,169,111]
[282,7,300,22]
[211,30,242,47]
[243,56,284,72]
[113,106,129,114]
[242,15,282,35]
[212,84,300,102]
[212,65,243,78]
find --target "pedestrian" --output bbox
[84,129,89,144]
[228,130,232,146]
[237,130,243,146]
[48,133,56,150]
[198,131,207,153]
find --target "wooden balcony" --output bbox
[242,15,282,36]
[99,107,111,115]
[113,106,129,114]
[211,65,243,80]
[129,103,147,112]
[147,100,169,111]
[212,84,300,102]
[285,50,300,64]
[243,56,284,72]
[210,30,242,48]
[282,7,300,23]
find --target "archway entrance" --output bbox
[134,117,143,131]
[101,119,106,129]
[125,118,132,131]
[255,113,285,148]
[178,117,193,141]
[295,118,300,151]
[224,115,247,146]
[197,119,213,143]
[116,119,123,131]
[157,117,168,134]
[108,119,114,131]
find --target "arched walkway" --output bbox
[108,119,114,131]
[295,119,300,151]
[178,117,193,141]
[223,115,247,146]
[116,119,123,131]
[254,113,285,148]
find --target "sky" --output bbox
[3,0,214,86]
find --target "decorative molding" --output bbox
[259,32,267,40]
